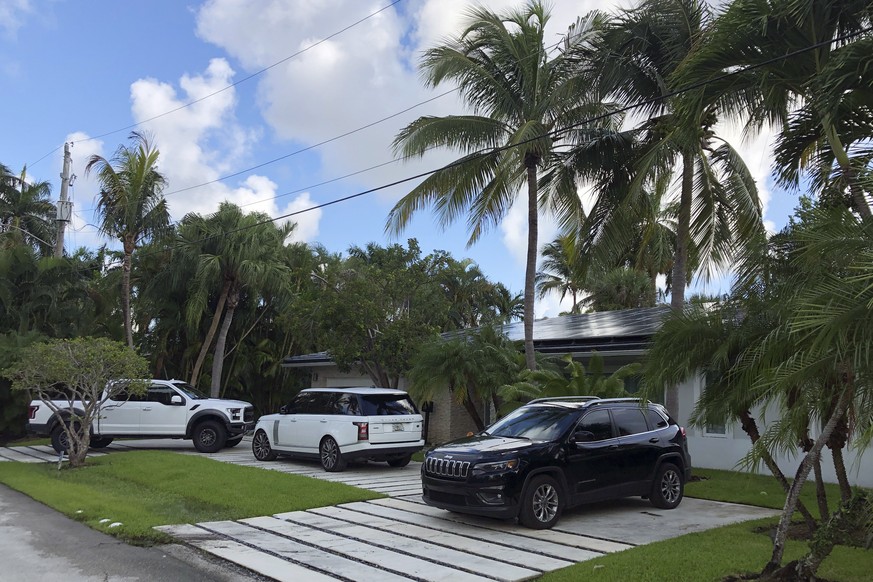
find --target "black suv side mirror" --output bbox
[570,429,595,444]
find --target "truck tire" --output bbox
[50,422,81,454]
[89,437,114,449]
[193,420,227,453]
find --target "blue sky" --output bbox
[1,0,801,316]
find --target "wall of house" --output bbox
[676,376,873,488]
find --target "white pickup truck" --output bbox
[27,379,255,453]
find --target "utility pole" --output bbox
[55,142,73,258]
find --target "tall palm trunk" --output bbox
[121,241,135,349]
[823,122,872,219]
[190,279,231,387]
[666,153,694,417]
[523,156,539,371]
[210,287,238,397]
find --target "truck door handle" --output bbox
[320,419,328,423]
[649,438,660,443]
[142,407,152,411]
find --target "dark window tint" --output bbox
[289,392,318,413]
[109,383,142,402]
[613,408,649,436]
[335,393,362,415]
[360,394,419,416]
[577,409,614,441]
[489,406,578,441]
[645,408,668,429]
[146,385,178,406]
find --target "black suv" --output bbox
[421,397,692,529]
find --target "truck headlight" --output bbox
[227,408,242,421]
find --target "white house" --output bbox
[283,306,873,488]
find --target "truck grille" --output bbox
[425,457,470,479]
[244,407,254,423]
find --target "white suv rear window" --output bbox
[359,394,419,416]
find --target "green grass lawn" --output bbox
[0,450,382,545]
[540,468,872,582]
[1,437,50,447]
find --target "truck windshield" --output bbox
[172,382,210,400]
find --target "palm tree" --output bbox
[572,0,763,417]
[679,0,873,219]
[0,164,56,256]
[387,1,617,371]
[535,234,587,314]
[177,203,293,396]
[85,131,170,348]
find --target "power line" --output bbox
[54,25,873,271]
[25,0,404,168]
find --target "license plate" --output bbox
[392,423,404,431]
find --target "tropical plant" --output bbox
[535,234,588,314]
[0,164,56,256]
[499,352,640,414]
[387,1,618,370]
[408,327,521,430]
[85,131,170,348]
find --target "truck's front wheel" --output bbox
[193,420,227,453]
[50,424,69,453]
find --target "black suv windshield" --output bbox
[487,405,577,441]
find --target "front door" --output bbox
[98,387,142,434]
[138,384,189,435]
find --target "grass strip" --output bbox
[0,450,383,545]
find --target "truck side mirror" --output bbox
[279,405,288,415]
[170,394,183,405]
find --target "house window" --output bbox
[704,422,728,437]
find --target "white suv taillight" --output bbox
[28,405,39,420]
[353,421,369,441]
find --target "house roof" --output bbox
[281,306,669,368]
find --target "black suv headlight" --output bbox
[472,458,520,477]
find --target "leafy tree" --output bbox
[297,240,451,389]
[85,131,170,348]
[0,331,44,441]
[3,337,149,467]
[388,1,617,370]
[500,352,640,414]
[587,266,657,312]
[0,164,56,256]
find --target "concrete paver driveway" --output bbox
[1,440,779,581]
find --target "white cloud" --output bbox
[0,0,33,39]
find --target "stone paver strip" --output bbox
[277,510,538,581]
[0,447,53,463]
[242,515,495,582]
[350,499,604,562]
[196,519,417,582]
[156,523,338,582]
[368,497,634,554]
[310,505,574,572]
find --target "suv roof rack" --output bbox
[528,396,600,405]
[587,397,645,406]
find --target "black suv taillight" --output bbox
[353,421,369,441]
[28,405,39,420]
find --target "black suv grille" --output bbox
[425,457,470,479]
[244,407,254,423]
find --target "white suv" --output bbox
[251,387,424,471]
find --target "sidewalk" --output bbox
[0,484,263,582]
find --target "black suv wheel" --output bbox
[650,462,684,509]
[519,475,563,529]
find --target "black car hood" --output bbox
[434,434,537,455]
